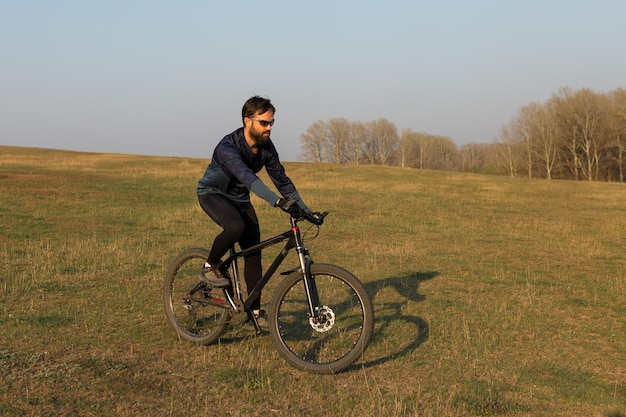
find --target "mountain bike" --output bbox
[162,202,374,374]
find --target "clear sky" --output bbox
[1,0,624,161]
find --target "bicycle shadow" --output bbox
[213,270,438,369]
[351,271,439,370]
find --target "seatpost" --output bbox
[229,246,243,301]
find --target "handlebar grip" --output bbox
[305,211,328,225]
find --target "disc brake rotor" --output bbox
[309,306,335,333]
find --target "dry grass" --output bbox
[1,146,625,416]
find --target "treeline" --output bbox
[299,87,626,182]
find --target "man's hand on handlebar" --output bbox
[276,199,326,225]
[307,211,325,226]
[276,198,301,217]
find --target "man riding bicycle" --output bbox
[196,96,313,331]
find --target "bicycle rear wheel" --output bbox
[269,263,374,373]
[162,248,232,345]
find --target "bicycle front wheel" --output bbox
[162,248,232,345]
[269,263,374,374]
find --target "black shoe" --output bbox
[198,264,230,288]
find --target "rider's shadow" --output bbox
[356,271,439,370]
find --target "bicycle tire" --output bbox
[162,248,232,345]
[268,263,374,374]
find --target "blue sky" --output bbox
[1,0,624,161]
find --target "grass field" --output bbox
[1,146,625,416]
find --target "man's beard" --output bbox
[251,127,271,145]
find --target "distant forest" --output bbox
[299,87,626,182]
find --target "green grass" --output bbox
[1,146,625,416]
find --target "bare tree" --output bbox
[327,118,351,164]
[299,120,329,163]
[417,133,435,169]
[552,87,609,181]
[345,121,367,165]
[399,129,460,171]
[608,88,626,182]
[497,125,523,177]
[369,118,399,166]
[532,101,559,180]
[400,129,420,168]
[510,103,539,178]
[507,101,559,179]
[360,121,378,164]
[435,136,461,171]
[460,143,492,172]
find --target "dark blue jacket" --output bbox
[197,128,301,206]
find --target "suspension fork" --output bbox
[301,249,322,318]
[293,222,321,318]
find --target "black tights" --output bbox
[198,194,262,311]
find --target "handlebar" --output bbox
[302,210,328,226]
[278,199,327,226]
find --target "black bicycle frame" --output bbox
[217,217,321,328]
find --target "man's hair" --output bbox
[242,96,276,124]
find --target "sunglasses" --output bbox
[248,117,275,127]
